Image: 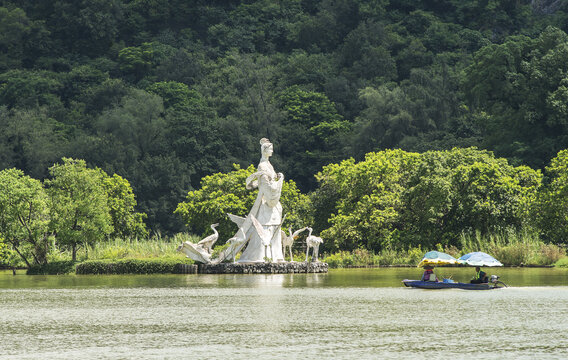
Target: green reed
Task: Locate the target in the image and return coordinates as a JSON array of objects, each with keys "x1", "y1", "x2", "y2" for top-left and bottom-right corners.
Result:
[
  {"x1": 458, "y1": 227, "x2": 565, "y2": 266},
  {"x1": 47, "y1": 232, "x2": 200, "y2": 262},
  {"x1": 322, "y1": 227, "x2": 567, "y2": 268},
  {"x1": 42, "y1": 228, "x2": 566, "y2": 267}
]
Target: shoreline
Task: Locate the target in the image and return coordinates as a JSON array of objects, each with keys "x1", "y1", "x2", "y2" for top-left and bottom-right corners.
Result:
[
  {"x1": 0, "y1": 263, "x2": 558, "y2": 276},
  {"x1": 338, "y1": 264, "x2": 556, "y2": 268}
]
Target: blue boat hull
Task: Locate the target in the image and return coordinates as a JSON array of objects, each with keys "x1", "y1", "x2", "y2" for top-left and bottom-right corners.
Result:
[{"x1": 402, "y1": 279, "x2": 503, "y2": 290}]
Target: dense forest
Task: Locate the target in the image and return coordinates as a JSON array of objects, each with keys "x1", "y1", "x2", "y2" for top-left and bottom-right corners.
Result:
[{"x1": 2, "y1": 0, "x2": 568, "y2": 240}]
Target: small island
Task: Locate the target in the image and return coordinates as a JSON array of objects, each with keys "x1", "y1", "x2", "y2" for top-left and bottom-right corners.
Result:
[{"x1": 177, "y1": 138, "x2": 328, "y2": 273}]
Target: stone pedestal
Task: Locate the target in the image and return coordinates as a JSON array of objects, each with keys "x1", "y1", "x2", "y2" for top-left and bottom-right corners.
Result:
[
  {"x1": 175, "y1": 264, "x2": 198, "y2": 274},
  {"x1": 198, "y1": 262, "x2": 328, "y2": 274}
]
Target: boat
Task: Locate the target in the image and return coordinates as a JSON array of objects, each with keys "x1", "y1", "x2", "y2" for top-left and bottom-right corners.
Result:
[
  {"x1": 402, "y1": 277, "x2": 507, "y2": 290},
  {"x1": 405, "y1": 250, "x2": 508, "y2": 290}
]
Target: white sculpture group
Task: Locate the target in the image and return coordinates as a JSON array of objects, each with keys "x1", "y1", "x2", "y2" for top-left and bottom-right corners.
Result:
[{"x1": 177, "y1": 138, "x2": 324, "y2": 264}]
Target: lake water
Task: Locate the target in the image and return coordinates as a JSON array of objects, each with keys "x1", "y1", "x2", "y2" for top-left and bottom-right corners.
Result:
[{"x1": 1, "y1": 267, "x2": 567, "y2": 359}]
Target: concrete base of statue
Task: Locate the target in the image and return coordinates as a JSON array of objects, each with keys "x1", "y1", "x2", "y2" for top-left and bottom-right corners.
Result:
[{"x1": 198, "y1": 261, "x2": 328, "y2": 274}]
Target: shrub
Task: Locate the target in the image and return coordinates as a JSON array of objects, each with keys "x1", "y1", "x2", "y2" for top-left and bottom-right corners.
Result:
[
  {"x1": 458, "y1": 227, "x2": 565, "y2": 265},
  {"x1": 538, "y1": 244, "x2": 566, "y2": 265},
  {"x1": 27, "y1": 260, "x2": 77, "y2": 275},
  {"x1": 323, "y1": 251, "x2": 353, "y2": 268},
  {"x1": 323, "y1": 247, "x2": 425, "y2": 267},
  {"x1": 374, "y1": 249, "x2": 399, "y2": 266},
  {"x1": 554, "y1": 257, "x2": 568, "y2": 268},
  {"x1": 76, "y1": 257, "x2": 194, "y2": 274},
  {"x1": 492, "y1": 245, "x2": 529, "y2": 266},
  {"x1": 352, "y1": 248, "x2": 373, "y2": 265}
]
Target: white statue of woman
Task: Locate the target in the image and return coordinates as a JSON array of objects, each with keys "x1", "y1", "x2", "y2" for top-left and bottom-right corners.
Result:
[{"x1": 236, "y1": 138, "x2": 285, "y2": 263}]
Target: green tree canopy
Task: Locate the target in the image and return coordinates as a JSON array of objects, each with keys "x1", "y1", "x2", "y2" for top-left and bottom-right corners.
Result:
[
  {"x1": 0, "y1": 7, "x2": 31, "y2": 70},
  {"x1": 0, "y1": 106, "x2": 67, "y2": 178},
  {"x1": 45, "y1": 158, "x2": 113, "y2": 261},
  {"x1": 534, "y1": 149, "x2": 568, "y2": 244},
  {"x1": 401, "y1": 148, "x2": 542, "y2": 248},
  {"x1": 146, "y1": 81, "x2": 195, "y2": 110},
  {"x1": 313, "y1": 148, "x2": 542, "y2": 252},
  {"x1": 314, "y1": 149, "x2": 418, "y2": 252},
  {"x1": 278, "y1": 85, "x2": 350, "y2": 191},
  {"x1": 463, "y1": 27, "x2": 568, "y2": 167},
  {"x1": 0, "y1": 69, "x2": 62, "y2": 109},
  {"x1": 0, "y1": 168, "x2": 50, "y2": 266},
  {"x1": 2, "y1": 0, "x2": 568, "y2": 238},
  {"x1": 101, "y1": 171, "x2": 148, "y2": 239}
]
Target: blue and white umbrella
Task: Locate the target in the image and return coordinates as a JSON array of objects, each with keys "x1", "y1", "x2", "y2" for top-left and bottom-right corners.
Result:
[
  {"x1": 417, "y1": 251, "x2": 458, "y2": 267},
  {"x1": 458, "y1": 252, "x2": 503, "y2": 267}
]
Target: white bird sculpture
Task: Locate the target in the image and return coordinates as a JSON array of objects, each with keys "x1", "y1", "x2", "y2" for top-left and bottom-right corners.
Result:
[
  {"x1": 305, "y1": 227, "x2": 323, "y2": 262},
  {"x1": 197, "y1": 223, "x2": 219, "y2": 254},
  {"x1": 281, "y1": 226, "x2": 307, "y2": 262},
  {"x1": 177, "y1": 241, "x2": 211, "y2": 263},
  {"x1": 226, "y1": 234, "x2": 247, "y2": 263}
]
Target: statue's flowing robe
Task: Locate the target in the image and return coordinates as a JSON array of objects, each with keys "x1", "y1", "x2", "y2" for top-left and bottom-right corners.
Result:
[{"x1": 237, "y1": 161, "x2": 284, "y2": 263}]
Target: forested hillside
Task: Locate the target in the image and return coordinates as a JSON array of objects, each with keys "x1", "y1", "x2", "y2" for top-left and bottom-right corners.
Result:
[{"x1": 2, "y1": 0, "x2": 568, "y2": 234}]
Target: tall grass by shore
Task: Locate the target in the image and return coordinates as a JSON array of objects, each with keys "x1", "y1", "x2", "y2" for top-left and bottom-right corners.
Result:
[
  {"x1": 458, "y1": 228, "x2": 565, "y2": 266},
  {"x1": 19, "y1": 228, "x2": 568, "y2": 270},
  {"x1": 47, "y1": 232, "x2": 200, "y2": 262},
  {"x1": 322, "y1": 228, "x2": 566, "y2": 268}
]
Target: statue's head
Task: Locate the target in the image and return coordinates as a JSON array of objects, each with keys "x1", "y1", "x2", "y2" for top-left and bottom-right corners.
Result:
[{"x1": 260, "y1": 138, "x2": 273, "y2": 157}]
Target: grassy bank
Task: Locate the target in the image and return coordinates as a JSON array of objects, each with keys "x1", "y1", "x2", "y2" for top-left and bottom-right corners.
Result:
[
  {"x1": 26, "y1": 234, "x2": 198, "y2": 275},
  {"x1": 77, "y1": 233, "x2": 198, "y2": 261},
  {"x1": 10, "y1": 230, "x2": 568, "y2": 274},
  {"x1": 322, "y1": 229, "x2": 567, "y2": 268}
]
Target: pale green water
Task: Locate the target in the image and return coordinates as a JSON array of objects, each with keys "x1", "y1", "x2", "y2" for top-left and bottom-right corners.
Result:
[{"x1": 1, "y1": 268, "x2": 567, "y2": 359}]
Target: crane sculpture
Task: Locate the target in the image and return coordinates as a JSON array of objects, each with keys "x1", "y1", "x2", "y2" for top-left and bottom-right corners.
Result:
[
  {"x1": 305, "y1": 227, "x2": 323, "y2": 262},
  {"x1": 281, "y1": 226, "x2": 307, "y2": 262},
  {"x1": 197, "y1": 223, "x2": 219, "y2": 254},
  {"x1": 225, "y1": 234, "x2": 247, "y2": 263}
]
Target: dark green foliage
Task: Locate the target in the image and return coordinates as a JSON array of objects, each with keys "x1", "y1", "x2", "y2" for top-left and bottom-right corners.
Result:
[
  {"x1": 102, "y1": 172, "x2": 148, "y2": 239},
  {"x1": 463, "y1": 27, "x2": 568, "y2": 167},
  {"x1": 2, "y1": 0, "x2": 568, "y2": 236},
  {"x1": 0, "y1": 107, "x2": 68, "y2": 179},
  {"x1": 75, "y1": 258, "x2": 193, "y2": 275},
  {"x1": 0, "y1": 7, "x2": 32, "y2": 70},
  {"x1": 0, "y1": 70, "x2": 62, "y2": 109},
  {"x1": 27, "y1": 260, "x2": 76, "y2": 275},
  {"x1": 277, "y1": 85, "x2": 350, "y2": 190}
]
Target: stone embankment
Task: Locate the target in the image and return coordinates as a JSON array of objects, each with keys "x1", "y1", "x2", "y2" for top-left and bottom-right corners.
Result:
[{"x1": 198, "y1": 261, "x2": 328, "y2": 274}]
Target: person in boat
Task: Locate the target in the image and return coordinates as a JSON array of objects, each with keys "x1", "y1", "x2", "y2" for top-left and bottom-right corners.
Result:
[
  {"x1": 421, "y1": 265, "x2": 438, "y2": 282},
  {"x1": 470, "y1": 266, "x2": 488, "y2": 284}
]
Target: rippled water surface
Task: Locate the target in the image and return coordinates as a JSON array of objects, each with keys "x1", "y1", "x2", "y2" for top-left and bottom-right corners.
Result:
[{"x1": 1, "y1": 268, "x2": 567, "y2": 359}]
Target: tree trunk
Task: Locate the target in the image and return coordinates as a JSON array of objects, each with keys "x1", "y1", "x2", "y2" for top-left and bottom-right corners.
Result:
[
  {"x1": 33, "y1": 234, "x2": 49, "y2": 265},
  {"x1": 12, "y1": 245, "x2": 31, "y2": 268},
  {"x1": 72, "y1": 244, "x2": 77, "y2": 262}
]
